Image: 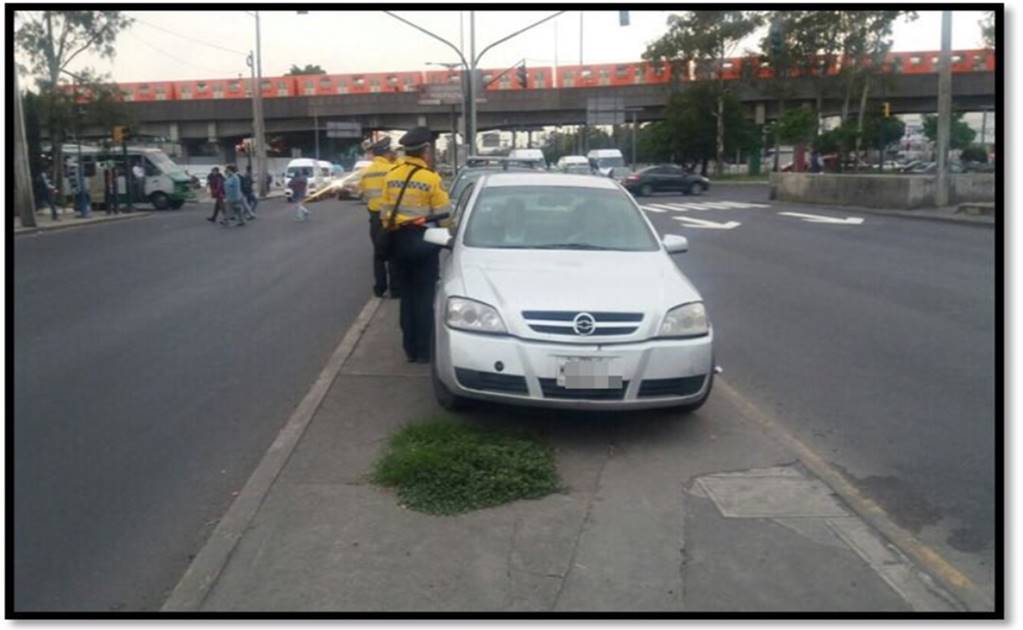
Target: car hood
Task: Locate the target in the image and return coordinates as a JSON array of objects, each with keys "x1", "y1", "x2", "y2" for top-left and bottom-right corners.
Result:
[{"x1": 453, "y1": 248, "x2": 702, "y2": 342}]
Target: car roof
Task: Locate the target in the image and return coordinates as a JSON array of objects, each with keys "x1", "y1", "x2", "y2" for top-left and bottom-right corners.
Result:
[{"x1": 481, "y1": 172, "x2": 619, "y2": 189}]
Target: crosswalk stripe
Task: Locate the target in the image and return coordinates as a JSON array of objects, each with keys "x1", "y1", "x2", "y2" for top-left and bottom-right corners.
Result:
[
  {"x1": 696, "y1": 202, "x2": 733, "y2": 209},
  {"x1": 650, "y1": 203, "x2": 691, "y2": 212},
  {"x1": 641, "y1": 205, "x2": 667, "y2": 213}
]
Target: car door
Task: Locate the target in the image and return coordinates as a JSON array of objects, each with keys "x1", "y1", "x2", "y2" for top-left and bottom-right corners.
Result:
[
  {"x1": 650, "y1": 166, "x2": 673, "y2": 192},
  {"x1": 661, "y1": 165, "x2": 685, "y2": 192}
]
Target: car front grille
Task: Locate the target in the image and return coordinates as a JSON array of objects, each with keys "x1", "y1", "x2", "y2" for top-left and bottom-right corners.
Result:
[
  {"x1": 538, "y1": 378, "x2": 629, "y2": 400},
  {"x1": 522, "y1": 310, "x2": 643, "y2": 337},
  {"x1": 455, "y1": 368, "x2": 528, "y2": 394},
  {"x1": 637, "y1": 375, "x2": 706, "y2": 398}
]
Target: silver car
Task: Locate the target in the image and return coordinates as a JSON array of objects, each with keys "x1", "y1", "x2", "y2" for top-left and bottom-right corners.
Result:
[{"x1": 424, "y1": 172, "x2": 715, "y2": 412}]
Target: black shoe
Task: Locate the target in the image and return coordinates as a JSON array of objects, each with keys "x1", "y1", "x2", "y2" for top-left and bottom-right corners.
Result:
[
  {"x1": 413, "y1": 357, "x2": 431, "y2": 364},
  {"x1": 389, "y1": 292, "x2": 402, "y2": 300},
  {"x1": 405, "y1": 354, "x2": 418, "y2": 363},
  {"x1": 373, "y1": 288, "x2": 386, "y2": 298},
  {"x1": 207, "y1": 217, "x2": 215, "y2": 222}
]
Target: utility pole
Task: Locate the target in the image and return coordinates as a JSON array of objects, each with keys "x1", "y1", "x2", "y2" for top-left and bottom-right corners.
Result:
[
  {"x1": 579, "y1": 11, "x2": 584, "y2": 65},
  {"x1": 14, "y1": 68, "x2": 37, "y2": 228},
  {"x1": 468, "y1": 11, "x2": 477, "y2": 156},
  {"x1": 935, "y1": 10, "x2": 952, "y2": 206},
  {"x1": 251, "y1": 11, "x2": 269, "y2": 198},
  {"x1": 314, "y1": 113, "x2": 320, "y2": 160}
]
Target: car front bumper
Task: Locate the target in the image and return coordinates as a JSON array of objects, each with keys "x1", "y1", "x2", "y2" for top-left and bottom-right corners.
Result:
[{"x1": 436, "y1": 325, "x2": 714, "y2": 410}]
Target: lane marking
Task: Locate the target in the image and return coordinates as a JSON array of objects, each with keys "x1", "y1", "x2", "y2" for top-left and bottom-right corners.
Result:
[
  {"x1": 648, "y1": 203, "x2": 691, "y2": 212},
  {"x1": 671, "y1": 215, "x2": 741, "y2": 230},
  {"x1": 641, "y1": 205, "x2": 668, "y2": 213},
  {"x1": 717, "y1": 200, "x2": 772, "y2": 208},
  {"x1": 162, "y1": 297, "x2": 383, "y2": 612},
  {"x1": 779, "y1": 211, "x2": 864, "y2": 225},
  {"x1": 714, "y1": 377, "x2": 994, "y2": 612}
]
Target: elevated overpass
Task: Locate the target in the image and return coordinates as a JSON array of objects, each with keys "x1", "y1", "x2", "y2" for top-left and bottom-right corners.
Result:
[{"x1": 90, "y1": 72, "x2": 995, "y2": 160}]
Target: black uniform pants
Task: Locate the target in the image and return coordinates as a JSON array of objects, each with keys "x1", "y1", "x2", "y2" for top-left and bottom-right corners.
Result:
[
  {"x1": 368, "y1": 211, "x2": 398, "y2": 296},
  {"x1": 391, "y1": 226, "x2": 440, "y2": 360}
]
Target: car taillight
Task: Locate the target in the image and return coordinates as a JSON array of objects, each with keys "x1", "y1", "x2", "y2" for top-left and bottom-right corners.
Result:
[{"x1": 626, "y1": 175, "x2": 640, "y2": 181}]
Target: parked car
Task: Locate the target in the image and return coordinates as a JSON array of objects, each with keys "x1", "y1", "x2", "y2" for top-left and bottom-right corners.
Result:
[
  {"x1": 507, "y1": 148, "x2": 548, "y2": 170},
  {"x1": 621, "y1": 164, "x2": 710, "y2": 196},
  {"x1": 425, "y1": 172, "x2": 715, "y2": 411}
]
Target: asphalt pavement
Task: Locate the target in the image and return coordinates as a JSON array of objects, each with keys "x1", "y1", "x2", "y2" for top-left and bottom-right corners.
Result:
[
  {"x1": 13, "y1": 197, "x2": 375, "y2": 611},
  {"x1": 12, "y1": 182, "x2": 996, "y2": 611},
  {"x1": 637, "y1": 184, "x2": 996, "y2": 596}
]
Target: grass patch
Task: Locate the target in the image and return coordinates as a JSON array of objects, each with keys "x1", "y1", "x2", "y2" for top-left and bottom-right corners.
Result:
[{"x1": 371, "y1": 416, "x2": 560, "y2": 515}]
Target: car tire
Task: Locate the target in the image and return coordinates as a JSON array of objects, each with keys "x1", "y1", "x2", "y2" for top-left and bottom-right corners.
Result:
[
  {"x1": 640, "y1": 183, "x2": 653, "y2": 197},
  {"x1": 688, "y1": 181, "x2": 705, "y2": 196},
  {"x1": 676, "y1": 372, "x2": 714, "y2": 414},
  {"x1": 170, "y1": 199, "x2": 185, "y2": 210},
  {"x1": 150, "y1": 192, "x2": 170, "y2": 210},
  {"x1": 431, "y1": 335, "x2": 471, "y2": 412}
]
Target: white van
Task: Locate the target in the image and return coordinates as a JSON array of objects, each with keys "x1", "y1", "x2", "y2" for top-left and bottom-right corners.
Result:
[
  {"x1": 63, "y1": 144, "x2": 192, "y2": 209},
  {"x1": 587, "y1": 148, "x2": 625, "y2": 176},
  {"x1": 285, "y1": 158, "x2": 335, "y2": 200},
  {"x1": 507, "y1": 148, "x2": 547, "y2": 170}
]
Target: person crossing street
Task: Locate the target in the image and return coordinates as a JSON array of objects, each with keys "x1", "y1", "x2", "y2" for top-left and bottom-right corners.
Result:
[
  {"x1": 379, "y1": 127, "x2": 450, "y2": 363},
  {"x1": 359, "y1": 137, "x2": 400, "y2": 298}
]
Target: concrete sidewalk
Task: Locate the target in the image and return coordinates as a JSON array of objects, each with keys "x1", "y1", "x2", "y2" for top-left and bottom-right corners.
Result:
[
  {"x1": 165, "y1": 299, "x2": 970, "y2": 613},
  {"x1": 14, "y1": 208, "x2": 152, "y2": 235}
]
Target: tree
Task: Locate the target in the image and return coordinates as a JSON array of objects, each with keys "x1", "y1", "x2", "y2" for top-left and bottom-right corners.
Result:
[
  {"x1": 644, "y1": 11, "x2": 762, "y2": 177},
  {"x1": 960, "y1": 145, "x2": 988, "y2": 163},
  {"x1": 15, "y1": 10, "x2": 133, "y2": 200},
  {"x1": 776, "y1": 106, "x2": 817, "y2": 146},
  {"x1": 923, "y1": 112, "x2": 976, "y2": 150},
  {"x1": 656, "y1": 83, "x2": 759, "y2": 175},
  {"x1": 286, "y1": 64, "x2": 327, "y2": 75},
  {"x1": 860, "y1": 112, "x2": 905, "y2": 167},
  {"x1": 783, "y1": 11, "x2": 847, "y2": 138},
  {"x1": 980, "y1": 11, "x2": 995, "y2": 49}
]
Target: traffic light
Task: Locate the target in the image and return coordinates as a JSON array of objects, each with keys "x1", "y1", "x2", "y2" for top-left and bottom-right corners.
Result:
[
  {"x1": 112, "y1": 125, "x2": 128, "y2": 145},
  {"x1": 883, "y1": 102, "x2": 891, "y2": 118},
  {"x1": 517, "y1": 64, "x2": 528, "y2": 89}
]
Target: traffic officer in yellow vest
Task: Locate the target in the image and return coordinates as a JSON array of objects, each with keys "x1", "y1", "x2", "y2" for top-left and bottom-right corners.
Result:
[
  {"x1": 359, "y1": 137, "x2": 399, "y2": 298},
  {"x1": 380, "y1": 127, "x2": 450, "y2": 363}
]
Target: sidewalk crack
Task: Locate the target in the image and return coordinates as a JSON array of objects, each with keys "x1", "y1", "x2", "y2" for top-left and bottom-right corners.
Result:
[{"x1": 549, "y1": 438, "x2": 615, "y2": 611}]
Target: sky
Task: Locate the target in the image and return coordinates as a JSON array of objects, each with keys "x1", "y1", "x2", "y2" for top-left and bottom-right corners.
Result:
[{"x1": 13, "y1": 9, "x2": 992, "y2": 86}]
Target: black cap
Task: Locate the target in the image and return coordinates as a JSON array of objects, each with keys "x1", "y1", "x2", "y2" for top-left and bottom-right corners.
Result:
[
  {"x1": 370, "y1": 137, "x2": 393, "y2": 155},
  {"x1": 399, "y1": 126, "x2": 432, "y2": 151}
]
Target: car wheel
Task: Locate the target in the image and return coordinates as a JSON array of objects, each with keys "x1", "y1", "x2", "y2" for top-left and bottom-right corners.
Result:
[
  {"x1": 677, "y1": 372, "x2": 714, "y2": 414},
  {"x1": 150, "y1": 192, "x2": 170, "y2": 210},
  {"x1": 431, "y1": 335, "x2": 471, "y2": 411},
  {"x1": 688, "y1": 181, "x2": 704, "y2": 196},
  {"x1": 169, "y1": 199, "x2": 185, "y2": 210},
  {"x1": 640, "y1": 183, "x2": 653, "y2": 197}
]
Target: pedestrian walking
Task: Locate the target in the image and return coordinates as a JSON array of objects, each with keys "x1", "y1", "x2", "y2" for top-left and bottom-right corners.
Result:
[
  {"x1": 241, "y1": 166, "x2": 258, "y2": 219},
  {"x1": 223, "y1": 164, "x2": 247, "y2": 227},
  {"x1": 360, "y1": 137, "x2": 400, "y2": 298},
  {"x1": 206, "y1": 167, "x2": 226, "y2": 223},
  {"x1": 37, "y1": 170, "x2": 59, "y2": 221},
  {"x1": 131, "y1": 161, "x2": 146, "y2": 205},
  {"x1": 380, "y1": 127, "x2": 450, "y2": 363},
  {"x1": 290, "y1": 169, "x2": 310, "y2": 221}
]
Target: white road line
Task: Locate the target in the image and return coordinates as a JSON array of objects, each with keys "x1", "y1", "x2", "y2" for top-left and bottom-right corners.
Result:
[
  {"x1": 649, "y1": 203, "x2": 691, "y2": 212},
  {"x1": 719, "y1": 201, "x2": 772, "y2": 208},
  {"x1": 641, "y1": 205, "x2": 667, "y2": 213},
  {"x1": 671, "y1": 215, "x2": 741, "y2": 229},
  {"x1": 779, "y1": 211, "x2": 864, "y2": 225}
]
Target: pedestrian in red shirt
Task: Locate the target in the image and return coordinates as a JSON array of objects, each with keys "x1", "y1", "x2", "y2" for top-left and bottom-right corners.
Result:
[{"x1": 206, "y1": 167, "x2": 227, "y2": 223}]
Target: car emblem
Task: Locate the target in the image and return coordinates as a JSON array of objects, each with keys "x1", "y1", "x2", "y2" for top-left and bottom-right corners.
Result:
[{"x1": 573, "y1": 312, "x2": 596, "y2": 336}]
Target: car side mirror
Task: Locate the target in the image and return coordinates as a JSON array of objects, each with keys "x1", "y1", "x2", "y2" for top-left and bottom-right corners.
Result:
[
  {"x1": 424, "y1": 227, "x2": 453, "y2": 249},
  {"x1": 662, "y1": 234, "x2": 688, "y2": 254}
]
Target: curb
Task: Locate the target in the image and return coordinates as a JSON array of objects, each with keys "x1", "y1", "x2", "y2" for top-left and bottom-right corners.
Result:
[
  {"x1": 14, "y1": 211, "x2": 153, "y2": 236},
  {"x1": 769, "y1": 201, "x2": 995, "y2": 228},
  {"x1": 161, "y1": 297, "x2": 382, "y2": 612},
  {"x1": 717, "y1": 378, "x2": 995, "y2": 613}
]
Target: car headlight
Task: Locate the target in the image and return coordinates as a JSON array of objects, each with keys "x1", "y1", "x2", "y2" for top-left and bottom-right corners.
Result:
[
  {"x1": 446, "y1": 297, "x2": 507, "y2": 334},
  {"x1": 658, "y1": 302, "x2": 709, "y2": 338}
]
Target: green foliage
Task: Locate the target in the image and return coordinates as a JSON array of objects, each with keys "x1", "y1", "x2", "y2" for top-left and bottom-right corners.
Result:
[
  {"x1": 860, "y1": 112, "x2": 905, "y2": 149},
  {"x1": 922, "y1": 113, "x2": 976, "y2": 150},
  {"x1": 644, "y1": 11, "x2": 763, "y2": 76},
  {"x1": 980, "y1": 11, "x2": 995, "y2": 49},
  {"x1": 372, "y1": 417, "x2": 560, "y2": 515},
  {"x1": 813, "y1": 125, "x2": 857, "y2": 154},
  {"x1": 653, "y1": 84, "x2": 759, "y2": 170},
  {"x1": 776, "y1": 107, "x2": 817, "y2": 145},
  {"x1": 286, "y1": 64, "x2": 327, "y2": 75},
  {"x1": 960, "y1": 145, "x2": 988, "y2": 163}
]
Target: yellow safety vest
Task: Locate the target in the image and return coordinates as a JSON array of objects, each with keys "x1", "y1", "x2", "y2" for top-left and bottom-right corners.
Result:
[
  {"x1": 359, "y1": 156, "x2": 394, "y2": 212},
  {"x1": 380, "y1": 156, "x2": 451, "y2": 229}
]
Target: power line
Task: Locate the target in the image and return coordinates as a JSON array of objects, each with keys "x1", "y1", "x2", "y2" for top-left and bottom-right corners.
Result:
[
  {"x1": 133, "y1": 15, "x2": 248, "y2": 56},
  {"x1": 126, "y1": 31, "x2": 240, "y2": 78}
]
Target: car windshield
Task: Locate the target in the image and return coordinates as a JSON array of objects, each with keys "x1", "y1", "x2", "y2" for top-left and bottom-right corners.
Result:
[
  {"x1": 463, "y1": 185, "x2": 659, "y2": 251},
  {"x1": 287, "y1": 167, "x2": 313, "y2": 178},
  {"x1": 147, "y1": 151, "x2": 179, "y2": 173},
  {"x1": 595, "y1": 156, "x2": 625, "y2": 168}
]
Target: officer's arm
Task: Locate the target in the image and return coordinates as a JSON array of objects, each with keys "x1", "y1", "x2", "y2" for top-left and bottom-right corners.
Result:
[{"x1": 430, "y1": 181, "x2": 452, "y2": 212}]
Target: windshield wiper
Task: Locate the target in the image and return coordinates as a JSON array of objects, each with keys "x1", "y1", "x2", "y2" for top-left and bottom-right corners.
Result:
[{"x1": 532, "y1": 243, "x2": 614, "y2": 250}]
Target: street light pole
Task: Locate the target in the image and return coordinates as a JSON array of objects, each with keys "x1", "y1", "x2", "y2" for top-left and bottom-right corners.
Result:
[
  {"x1": 469, "y1": 11, "x2": 477, "y2": 155},
  {"x1": 247, "y1": 11, "x2": 268, "y2": 197},
  {"x1": 935, "y1": 10, "x2": 952, "y2": 206},
  {"x1": 14, "y1": 67, "x2": 37, "y2": 228}
]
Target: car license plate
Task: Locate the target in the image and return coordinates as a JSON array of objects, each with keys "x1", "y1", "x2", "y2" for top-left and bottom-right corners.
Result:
[{"x1": 556, "y1": 357, "x2": 622, "y2": 389}]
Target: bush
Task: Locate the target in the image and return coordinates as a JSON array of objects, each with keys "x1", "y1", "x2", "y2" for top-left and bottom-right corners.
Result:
[
  {"x1": 372, "y1": 416, "x2": 560, "y2": 515},
  {"x1": 960, "y1": 145, "x2": 988, "y2": 163}
]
